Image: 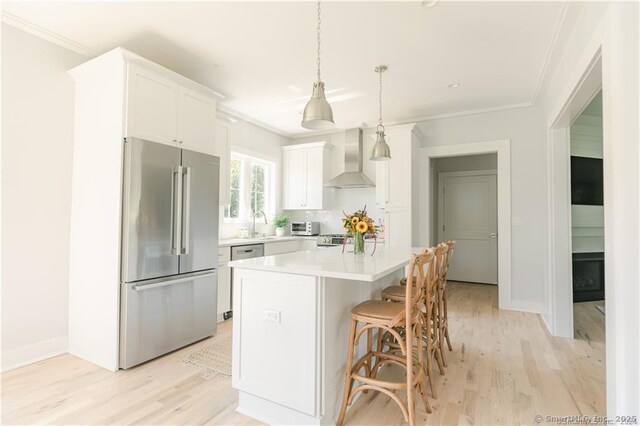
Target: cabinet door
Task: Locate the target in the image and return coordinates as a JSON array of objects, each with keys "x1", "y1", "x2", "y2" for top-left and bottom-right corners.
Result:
[
  {"x1": 375, "y1": 161, "x2": 389, "y2": 208},
  {"x1": 177, "y1": 86, "x2": 216, "y2": 154},
  {"x1": 217, "y1": 264, "x2": 231, "y2": 319},
  {"x1": 384, "y1": 208, "x2": 412, "y2": 248},
  {"x1": 283, "y1": 149, "x2": 307, "y2": 209},
  {"x1": 304, "y1": 147, "x2": 324, "y2": 209},
  {"x1": 386, "y1": 131, "x2": 412, "y2": 207},
  {"x1": 214, "y1": 121, "x2": 231, "y2": 206},
  {"x1": 126, "y1": 64, "x2": 178, "y2": 145},
  {"x1": 264, "y1": 240, "x2": 302, "y2": 256}
]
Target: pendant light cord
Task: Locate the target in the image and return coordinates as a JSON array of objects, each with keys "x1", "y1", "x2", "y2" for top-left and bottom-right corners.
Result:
[
  {"x1": 316, "y1": 0, "x2": 322, "y2": 82},
  {"x1": 378, "y1": 68, "x2": 384, "y2": 132}
]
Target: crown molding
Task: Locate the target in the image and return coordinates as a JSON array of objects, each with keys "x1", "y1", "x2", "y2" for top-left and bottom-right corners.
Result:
[
  {"x1": 379, "y1": 102, "x2": 535, "y2": 126},
  {"x1": 216, "y1": 105, "x2": 293, "y2": 139},
  {"x1": 531, "y1": 1, "x2": 570, "y2": 105},
  {"x1": 289, "y1": 102, "x2": 536, "y2": 139},
  {"x1": 1, "y1": 11, "x2": 96, "y2": 57}
]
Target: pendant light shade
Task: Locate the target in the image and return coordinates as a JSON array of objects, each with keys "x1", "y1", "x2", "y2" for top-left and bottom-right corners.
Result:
[
  {"x1": 302, "y1": 1, "x2": 335, "y2": 130},
  {"x1": 370, "y1": 65, "x2": 391, "y2": 161},
  {"x1": 371, "y1": 130, "x2": 392, "y2": 161},
  {"x1": 301, "y1": 81, "x2": 334, "y2": 130}
]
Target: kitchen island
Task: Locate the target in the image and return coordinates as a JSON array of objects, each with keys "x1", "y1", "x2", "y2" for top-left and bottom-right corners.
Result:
[{"x1": 228, "y1": 245, "x2": 421, "y2": 425}]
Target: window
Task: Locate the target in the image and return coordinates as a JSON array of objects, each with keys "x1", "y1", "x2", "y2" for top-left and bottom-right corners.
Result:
[{"x1": 224, "y1": 151, "x2": 276, "y2": 222}]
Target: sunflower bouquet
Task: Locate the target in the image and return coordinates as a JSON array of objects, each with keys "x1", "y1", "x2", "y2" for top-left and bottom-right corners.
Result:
[{"x1": 342, "y1": 205, "x2": 378, "y2": 255}]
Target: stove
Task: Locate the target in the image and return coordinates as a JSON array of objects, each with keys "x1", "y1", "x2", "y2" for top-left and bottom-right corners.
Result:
[
  {"x1": 316, "y1": 233, "x2": 376, "y2": 247},
  {"x1": 316, "y1": 234, "x2": 347, "y2": 247}
]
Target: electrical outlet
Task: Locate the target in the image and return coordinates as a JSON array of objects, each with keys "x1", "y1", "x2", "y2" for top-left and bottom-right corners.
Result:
[{"x1": 264, "y1": 310, "x2": 281, "y2": 323}]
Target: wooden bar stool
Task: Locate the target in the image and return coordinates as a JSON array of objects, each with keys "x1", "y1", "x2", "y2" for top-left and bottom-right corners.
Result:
[
  {"x1": 439, "y1": 241, "x2": 456, "y2": 361},
  {"x1": 380, "y1": 249, "x2": 444, "y2": 398},
  {"x1": 434, "y1": 243, "x2": 450, "y2": 367},
  {"x1": 337, "y1": 251, "x2": 435, "y2": 426}
]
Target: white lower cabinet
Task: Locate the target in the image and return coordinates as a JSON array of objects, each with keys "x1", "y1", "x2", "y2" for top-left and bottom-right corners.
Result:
[
  {"x1": 264, "y1": 240, "x2": 303, "y2": 256},
  {"x1": 217, "y1": 247, "x2": 231, "y2": 322},
  {"x1": 300, "y1": 239, "x2": 317, "y2": 251}
]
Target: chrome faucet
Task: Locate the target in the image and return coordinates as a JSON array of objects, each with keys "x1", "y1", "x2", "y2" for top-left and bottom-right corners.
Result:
[{"x1": 251, "y1": 210, "x2": 268, "y2": 237}]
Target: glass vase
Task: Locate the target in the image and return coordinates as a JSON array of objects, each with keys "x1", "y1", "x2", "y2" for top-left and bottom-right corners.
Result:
[{"x1": 354, "y1": 233, "x2": 365, "y2": 255}]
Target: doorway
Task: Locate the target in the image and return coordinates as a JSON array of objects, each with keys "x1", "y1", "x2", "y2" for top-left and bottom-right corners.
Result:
[
  {"x1": 420, "y1": 140, "x2": 511, "y2": 309},
  {"x1": 436, "y1": 160, "x2": 498, "y2": 284},
  {"x1": 570, "y1": 90, "x2": 605, "y2": 344}
]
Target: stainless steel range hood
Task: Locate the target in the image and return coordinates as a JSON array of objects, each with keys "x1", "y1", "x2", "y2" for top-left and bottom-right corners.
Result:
[{"x1": 324, "y1": 128, "x2": 375, "y2": 189}]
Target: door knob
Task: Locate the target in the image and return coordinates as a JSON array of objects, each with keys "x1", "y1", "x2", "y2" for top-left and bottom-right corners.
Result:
[{"x1": 489, "y1": 233, "x2": 497, "y2": 238}]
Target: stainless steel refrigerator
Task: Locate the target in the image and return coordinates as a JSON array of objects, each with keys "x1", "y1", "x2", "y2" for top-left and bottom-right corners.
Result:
[{"x1": 119, "y1": 137, "x2": 219, "y2": 369}]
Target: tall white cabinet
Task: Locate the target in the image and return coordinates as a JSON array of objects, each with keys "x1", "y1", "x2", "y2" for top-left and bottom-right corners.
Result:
[
  {"x1": 282, "y1": 142, "x2": 329, "y2": 210},
  {"x1": 68, "y1": 48, "x2": 224, "y2": 371},
  {"x1": 375, "y1": 123, "x2": 422, "y2": 248}
]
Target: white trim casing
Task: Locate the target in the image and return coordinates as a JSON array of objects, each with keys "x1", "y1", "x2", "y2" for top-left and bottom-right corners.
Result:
[{"x1": 420, "y1": 140, "x2": 512, "y2": 310}]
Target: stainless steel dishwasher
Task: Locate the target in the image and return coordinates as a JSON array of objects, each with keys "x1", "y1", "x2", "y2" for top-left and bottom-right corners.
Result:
[{"x1": 227, "y1": 243, "x2": 265, "y2": 319}]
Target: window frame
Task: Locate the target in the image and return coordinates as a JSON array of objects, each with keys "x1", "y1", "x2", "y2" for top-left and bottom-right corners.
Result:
[{"x1": 223, "y1": 150, "x2": 276, "y2": 223}]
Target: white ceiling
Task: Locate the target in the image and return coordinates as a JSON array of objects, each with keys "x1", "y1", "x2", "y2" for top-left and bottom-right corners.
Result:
[{"x1": 2, "y1": 1, "x2": 566, "y2": 137}]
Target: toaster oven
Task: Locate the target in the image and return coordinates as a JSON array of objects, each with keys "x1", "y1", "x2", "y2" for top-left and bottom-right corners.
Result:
[{"x1": 291, "y1": 221, "x2": 320, "y2": 236}]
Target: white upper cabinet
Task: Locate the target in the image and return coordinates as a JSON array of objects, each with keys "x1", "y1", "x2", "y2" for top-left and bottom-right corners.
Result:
[
  {"x1": 177, "y1": 86, "x2": 216, "y2": 154},
  {"x1": 375, "y1": 161, "x2": 389, "y2": 209},
  {"x1": 214, "y1": 121, "x2": 231, "y2": 206},
  {"x1": 282, "y1": 142, "x2": 327, "y2": 210},
  {"x1": 126, "y1": 63, "x2": 217, "y2": 155},
  {"x1": 375, "y1": 125, "x2": 414, "y2": 208},
  {"x1": 126, "y1": 64, "x2": 178, "y2": 145}
]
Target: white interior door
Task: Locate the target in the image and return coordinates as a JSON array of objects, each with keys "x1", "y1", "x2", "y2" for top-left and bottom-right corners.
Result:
[{"x1": 439, "y1": 172, "x2": 498, "y2": 284}]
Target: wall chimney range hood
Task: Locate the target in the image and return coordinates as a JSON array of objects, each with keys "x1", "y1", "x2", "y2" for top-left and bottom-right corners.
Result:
[{"x1": 324, "y1": 128, "x2": 375, "y2": 189}]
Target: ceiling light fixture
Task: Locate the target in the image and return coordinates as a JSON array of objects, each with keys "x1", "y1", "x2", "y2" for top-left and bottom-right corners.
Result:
[
  {"x1": 301, "y1": 0, "x2": 334, "y2": 130},
  {"x1": 370, "y1": 65, "x2": 391, "y2": 161},
  {"x1": 448, "y1": 82, "x2": 460, "y2": 88}
]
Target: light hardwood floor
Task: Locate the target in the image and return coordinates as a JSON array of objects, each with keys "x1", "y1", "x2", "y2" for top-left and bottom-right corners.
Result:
[
  {"x1": 574, "y1": 300, "x2": 606, "y2": 346},
  {"x1": 2, "y1": 282, "x2": 605, "y2": 425}
]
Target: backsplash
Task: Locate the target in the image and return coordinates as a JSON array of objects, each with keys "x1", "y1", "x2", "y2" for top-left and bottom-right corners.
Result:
[{"x1": 287, "y1": 187, "x2": 384, "y2": 235}]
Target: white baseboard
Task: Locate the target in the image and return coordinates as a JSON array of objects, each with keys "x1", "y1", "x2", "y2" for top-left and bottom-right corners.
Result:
[
  {"x1": 2, "y1": 336, "x2": 68, "y2": 372},
  {"x1": 540, "y1": 311, "x2": 554, "y2": 334},
  {"x1": 507, "y1": 299, "x2": 542, "y2": 314}
]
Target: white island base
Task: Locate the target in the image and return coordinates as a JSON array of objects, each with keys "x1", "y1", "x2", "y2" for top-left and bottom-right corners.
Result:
[{"x1": 229, "y1": 247, "x2": 418, "y2": 425}]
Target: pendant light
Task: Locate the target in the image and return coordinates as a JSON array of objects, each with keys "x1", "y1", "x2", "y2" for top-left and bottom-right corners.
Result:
[
  {"x1": 301, "y1": 1, "x2": 334, "y2": 130},
  {"x1": 370, "y1": 65, "x2": 391, "y2": 161}
]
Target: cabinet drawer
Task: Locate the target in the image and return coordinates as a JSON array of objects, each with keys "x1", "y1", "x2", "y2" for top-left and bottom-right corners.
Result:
[{"x1": 119, "y1": 272, "x2": 217, "y2": 369}]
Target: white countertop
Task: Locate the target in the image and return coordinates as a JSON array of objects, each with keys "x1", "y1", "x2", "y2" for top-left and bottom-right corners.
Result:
[
  {"x1": 218, "y1": 236, "x2": 316, "y2": 247},
  {"x1": 228, "y1": 245, "x2": 423, "y2": 282}
]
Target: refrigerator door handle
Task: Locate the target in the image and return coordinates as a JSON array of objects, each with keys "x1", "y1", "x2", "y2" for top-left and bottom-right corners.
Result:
[
  {"x1": 132, "y1": 270, "x2": 217, "y2": 291},
  {"x1": 171, "y1": 166, "x2": 183, "y2": 255},
  {"x1": 181, "y1": 166, "x2": 192, "y2": 255}
]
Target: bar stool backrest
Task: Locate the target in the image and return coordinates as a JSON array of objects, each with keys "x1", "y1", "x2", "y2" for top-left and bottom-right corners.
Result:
[
  {"x1": 445, "y1": 240, "x2": 456, "y2": 273},
  {"x1": 397, "y1": 249, "x2": 435, "y2": 327},
  {"x1": 435, "y1": 243, "x2": 449, "y2": 284}
]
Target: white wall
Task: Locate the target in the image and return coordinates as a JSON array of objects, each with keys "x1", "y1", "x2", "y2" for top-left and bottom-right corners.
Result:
[
  {"x1": 1, "y1": 24, "x2": 86, "y2": 370},
  {"x1": 416, "y1": 106, "x2": 546, "y2": 308},
  {"x1": 537, "y1": 1, "x2": 639, "y2": 416},
  {"x1": 284, "y1": 130, "x2": 384, "y2": 235},
  {"x1": 219, "y1": 118, "x2": 290, "y2": 239}
]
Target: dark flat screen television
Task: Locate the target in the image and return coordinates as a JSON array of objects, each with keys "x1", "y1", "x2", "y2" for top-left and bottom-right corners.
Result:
[{"x1": 571, "y1": 156, "x2": 603, "y2": 205}]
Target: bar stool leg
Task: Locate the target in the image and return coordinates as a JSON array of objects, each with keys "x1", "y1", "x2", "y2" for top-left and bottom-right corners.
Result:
[
  {"x1": 416, "y1": 320, "x2": 433, "y2": 414},
  {"x1": 406, "y1": 325, "x2": 416, "y2": 426},
  {"x1": 443, "y1": 292, "x2": 453, "y2": 351},
  {"x1": 337, "y1": 318, "x2": 358, "y2": 426},
  {"x1": 438, "y1": 287, "x2": 448, "y2": 368}
]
